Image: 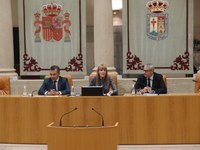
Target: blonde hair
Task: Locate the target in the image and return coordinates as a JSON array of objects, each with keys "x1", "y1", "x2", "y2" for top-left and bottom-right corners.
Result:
[{"x1": 96, "y1": 64, "x2": 108, "y2": 84}]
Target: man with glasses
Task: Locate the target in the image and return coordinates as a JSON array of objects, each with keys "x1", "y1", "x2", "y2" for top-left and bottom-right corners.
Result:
[
  {"x1": 38, "y1": 65, "x2": 70, "y2": 95},
  {"x1": 134, "y1": 63, "x2": 167, "y2": 94}
]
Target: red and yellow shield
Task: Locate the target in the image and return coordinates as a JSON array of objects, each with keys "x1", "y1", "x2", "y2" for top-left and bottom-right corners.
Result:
[{"x1": 42, "y1": 16, "x2": 63, "y2": 41}]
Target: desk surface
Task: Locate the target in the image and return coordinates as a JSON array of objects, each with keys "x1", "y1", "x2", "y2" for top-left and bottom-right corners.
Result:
[{"x1": 0, "y1": 94, "x2": 200, "y2": 144}]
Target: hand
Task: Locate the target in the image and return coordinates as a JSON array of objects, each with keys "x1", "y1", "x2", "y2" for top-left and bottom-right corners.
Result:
[
  {"x1": 141, "y1": 87, "x2": 152, "y2": 94},
  {"x1": 48, "y1": 90, "x2": 60, "y2": 96},
  {"x1": 107, "y1": 90, "x2": 113, "y2": 96}
]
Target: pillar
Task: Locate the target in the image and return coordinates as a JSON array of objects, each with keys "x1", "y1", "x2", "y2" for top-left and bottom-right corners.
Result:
[
  {"x1": 0, "y1": 0, "x2": 17, "y2": 78},
  {"x1": 93, "y1": 0, "x2": 117, "y2": 75}
]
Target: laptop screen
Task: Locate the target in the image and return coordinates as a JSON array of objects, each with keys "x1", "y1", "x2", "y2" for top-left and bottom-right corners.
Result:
[{"x1": 81, "y1": 86, "x2": 103, "y2": 96}]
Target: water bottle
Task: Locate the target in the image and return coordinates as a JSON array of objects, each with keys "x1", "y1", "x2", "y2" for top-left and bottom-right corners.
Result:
[
  {"x1": 131, "y1": 84, "x2": 135, "y2": 95},
  {"x1": 71, "y1": 86, "x2": 75, "y2": 96},
  {"x1": 23, "y1": 85, "x2": 27, "y2": 96}
]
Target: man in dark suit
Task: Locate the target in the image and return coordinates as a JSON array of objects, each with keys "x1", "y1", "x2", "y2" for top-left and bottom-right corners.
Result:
[
  {"x1": 135, "y1": 64, "x2": 167, "y2": 94},
  {"x1": 38, "y1": 65, "x2": 70, "y2": 95}
]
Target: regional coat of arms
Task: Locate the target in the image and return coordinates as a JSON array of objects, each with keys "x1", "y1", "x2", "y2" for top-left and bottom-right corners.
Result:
[
  {"x1": 146, "y1": 0, "x2": 169, "y2": 41},
  {"x1": 34, "y1": 2, "x2": 71, "y2": 42}
]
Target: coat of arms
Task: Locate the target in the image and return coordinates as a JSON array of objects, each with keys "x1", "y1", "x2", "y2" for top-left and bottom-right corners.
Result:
[
  {"x1": 34, "y1": 2, "x2": 71, "y2": 42},
  {"x1": 146, "y1": 0, "x2": 169, "y2": 41}
]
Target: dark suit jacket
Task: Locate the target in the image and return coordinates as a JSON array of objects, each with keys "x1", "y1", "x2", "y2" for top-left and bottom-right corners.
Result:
[
  {"x1": 38, "y1": 76, "x2": 70, "y2": 95},
  {"x1": 134, "y1": 72, "x2": 167, "y2": 94}
]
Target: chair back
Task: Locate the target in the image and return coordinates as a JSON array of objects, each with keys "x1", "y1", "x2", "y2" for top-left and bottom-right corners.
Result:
[
  {"x1": 0, "y1": 76, "x2": 10, "y2": 95},
  {"x1": 195, "y1": 73, "x2": 200, "y2": 93},
  {"x1": 45, "y1": 74, "x2": 73, "y2": 90},
  {"x1": 162, "y1": 74, "x2": 167, "y2": 88},
  {"x1": 89, "y1": 74, "x2": 118, "y2": 88}
]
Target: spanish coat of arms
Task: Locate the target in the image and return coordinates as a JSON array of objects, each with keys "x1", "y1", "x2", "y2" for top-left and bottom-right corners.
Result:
[{"x1": 34, "y1": 2, "x2": 71, "y2": 42}]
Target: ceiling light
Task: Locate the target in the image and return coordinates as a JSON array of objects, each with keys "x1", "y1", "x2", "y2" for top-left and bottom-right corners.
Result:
[{"x1": 112, "y1": 0, "x2": 122, "y2": 10}]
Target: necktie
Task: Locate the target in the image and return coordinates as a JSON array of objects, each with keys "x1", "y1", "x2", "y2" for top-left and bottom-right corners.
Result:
[
  {"x1": 53, "y1": 81, "x2": 57, "y2": 90},
  {"x1": 147, "y1": 78, "x2": 151, "y2": 87}
]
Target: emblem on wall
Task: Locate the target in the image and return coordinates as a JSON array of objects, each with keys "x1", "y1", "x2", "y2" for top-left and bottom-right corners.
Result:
[
  {"x1": 34, "y1": 2, "x2": 71, "y2": 42},
  {"x1": 146, "y1": 0, "x2": 169, "y2": 41}
]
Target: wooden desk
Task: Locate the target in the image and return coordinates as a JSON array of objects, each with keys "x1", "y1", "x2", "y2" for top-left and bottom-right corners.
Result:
[{"x1": 0, "y1": 95, "x2": 200, "y2": 144}]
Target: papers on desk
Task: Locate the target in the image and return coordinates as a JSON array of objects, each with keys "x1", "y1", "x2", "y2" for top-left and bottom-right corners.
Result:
[
  {"x1": 123, "y1": 93, "x2": 158, "y2": 96},
  {"x1": 143, "y1": 93, "x2": 158, "y2": 96}
]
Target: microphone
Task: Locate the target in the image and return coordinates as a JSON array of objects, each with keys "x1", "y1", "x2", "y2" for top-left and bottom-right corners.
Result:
[
  {"x1": 133, "y1": 79, "x2": 148, "y2": 87},
  {"x1": 133, "y1": 79, "x2": 154, "y2": 94},
  {"x1": 92, "y1": 108, "x2": 104, "y2": 126},
  {"x1": 31, "y1": 90, "x2": 38, "y2": 96},
  {"x1": 192, "y1": 79, "x2": 200, "y2": 83},
  {"x1": 132, "y1": 79, "x2": 137, "y2": 83},
  {"x1": 59, "y1": 107, "x2": 78, "y2": 126}
]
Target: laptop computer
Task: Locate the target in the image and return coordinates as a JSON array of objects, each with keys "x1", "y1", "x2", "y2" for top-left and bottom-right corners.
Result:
[{"x1": 81, "y1": 86, "x2": 103, "y2": 96}]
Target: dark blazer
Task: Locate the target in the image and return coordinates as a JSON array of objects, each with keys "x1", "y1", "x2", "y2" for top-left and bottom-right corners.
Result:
[
  {"x1": 38, "y1": 76, "x2": 70, "y2": 95},
  {"x1": 134, "y1": 72, "x2": 167, "y2": 94}
]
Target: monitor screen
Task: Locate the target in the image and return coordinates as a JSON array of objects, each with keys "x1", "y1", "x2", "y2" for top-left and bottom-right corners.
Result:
[{"x1": 81, "y1": 86, "x2": 103, "y2": 96}]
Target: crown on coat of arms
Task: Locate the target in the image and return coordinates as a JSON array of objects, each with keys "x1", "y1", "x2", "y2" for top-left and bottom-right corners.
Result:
[
  {"x1": 146, "y1": 0, "x2": 169, "y2": 13},
  {"x1": 42, "y1": 2, "x2": 62, "y2": 17},
  {"x1": 64, "y1": 11, "x2": 70, "y2": 17},
  {"x1": 34, "y1": 12, "x2": 41, "y2": 18}
]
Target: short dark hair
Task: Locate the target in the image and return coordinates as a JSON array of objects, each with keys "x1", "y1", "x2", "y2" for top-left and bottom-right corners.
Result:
[{"x1": 50, "y1": 65, "x2": 60, "y2": 74}]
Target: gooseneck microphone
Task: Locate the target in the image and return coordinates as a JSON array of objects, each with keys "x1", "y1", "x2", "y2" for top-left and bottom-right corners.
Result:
[
  {"x1": 133, "y1": 79, "x2": 148, "y2": 86},
  {"x1": 59, "y1": 107, "x2": 78, "y2": 126},
  {"x1": 92, "y1": 108, "x2": 104, "y2": 126},
  {"x1": 132, "y1": 79, "x2": 137, "y2": 83},
  {"x1": 192, "y1": 79, "x2": 200, "y2": 83},
  {"x1": 31, "y1": 90, "x2": 38, "y2": 96},
  {"x1": 132, "y1": 79, "x2": 146, "y2": 94}
]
